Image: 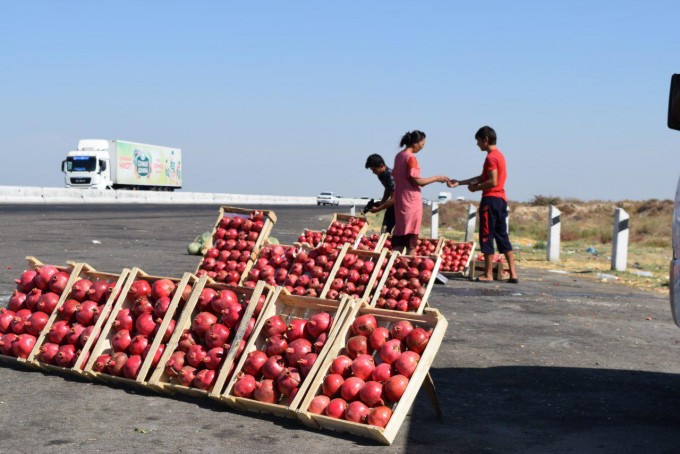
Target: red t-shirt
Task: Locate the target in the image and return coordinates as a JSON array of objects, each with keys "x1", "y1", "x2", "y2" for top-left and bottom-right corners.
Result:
[{"x1": 482, "y1": 148, "x2": 507, "y2": 200}]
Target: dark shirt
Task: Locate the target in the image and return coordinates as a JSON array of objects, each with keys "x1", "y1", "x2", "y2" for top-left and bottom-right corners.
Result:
[{"x1": 378, "y1": 167, "x2": 395, "y2": 203}]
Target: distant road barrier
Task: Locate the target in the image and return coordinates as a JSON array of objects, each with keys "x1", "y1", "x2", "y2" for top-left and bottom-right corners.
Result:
[{"x1": 0, "y1": 186, "x2": 368, "y2": 206}]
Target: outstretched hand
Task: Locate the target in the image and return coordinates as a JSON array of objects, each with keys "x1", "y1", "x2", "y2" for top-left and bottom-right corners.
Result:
[{"x1": 446, "y1": 179, "x2": 459, "y2": 188}]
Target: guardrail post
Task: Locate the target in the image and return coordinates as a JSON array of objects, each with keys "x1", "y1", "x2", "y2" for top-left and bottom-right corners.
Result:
[
  {"x1": 350, "y1": 204, "x2": 356, "y2": 216},
  {"x1": 546, "y1": 205, "x2": 561, "y2": 262},
  {"x1": 465, "y1": 204, "x2": 477, "y2": 242},
  {"x1": 431, "y1": 202, "x2": 439, "y2": 239},
  {"x1": 611, "y1": 208, "x2": 629, "y2": 271}
]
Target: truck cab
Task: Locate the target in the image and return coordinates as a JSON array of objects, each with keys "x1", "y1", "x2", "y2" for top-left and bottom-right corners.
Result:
[
  {"x1": 668, "y1": 74, "x2": 680, "y2": 326},
  {"x1": 62, "y1": 140, "x2": 112, "y2": 190}
]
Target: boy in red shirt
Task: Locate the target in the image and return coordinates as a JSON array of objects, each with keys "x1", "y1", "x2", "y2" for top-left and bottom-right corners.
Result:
[{"x1": 449, "y1": 126, "x2": 519, "y2": 283}]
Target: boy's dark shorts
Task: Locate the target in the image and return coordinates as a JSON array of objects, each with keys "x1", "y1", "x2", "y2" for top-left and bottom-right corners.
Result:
[
  {"x1": 479, "y1": 196, "x2": 512, "y2": 255},
  {"x1": 391, "y1": 233, "x2": 418, "y2": 253}
]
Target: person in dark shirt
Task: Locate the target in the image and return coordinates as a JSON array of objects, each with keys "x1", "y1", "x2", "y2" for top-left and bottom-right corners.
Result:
[{"x1": 365, "y1": 154, "x2": 396, "y2": 233}]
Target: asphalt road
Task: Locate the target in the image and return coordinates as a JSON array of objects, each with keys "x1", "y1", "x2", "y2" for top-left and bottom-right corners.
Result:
[{"x1": 0, "y1": 204, "x2": 679, "y2": 453}]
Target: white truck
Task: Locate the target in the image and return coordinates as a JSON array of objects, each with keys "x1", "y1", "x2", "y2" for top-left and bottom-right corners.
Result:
[
  {"x1": 61, "y1": 139, "x2": 182, "y2": 191},
  {"x1": 668, "y1": 75, "x2": 680, "y2": 325},
  {"x1": 438, "y1": 192, "x2": 453, "y2": 204}
]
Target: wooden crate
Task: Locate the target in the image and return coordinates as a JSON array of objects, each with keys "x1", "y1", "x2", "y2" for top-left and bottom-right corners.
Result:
[
  {"x1": 238, "y1": 244, "x2": 300, "y2": 287},
  {"x1": 439, "y1": 240, "x2": 476, "y2": 277},
  {"x1": 0, "y1": 257, "x2": 83, "y2": 368},
  {"x1": 355, "y1": 233, "x2": 388, "y2": 253},
  {"x1": 297, "y1": 306, "x2": 448, "y2": 445},
  {"x1": 148, "y1": 278, "x2": 273, "y2": 399},
  {"x1": 380, "y1": 235, "x2": 442, "y2": 256},
  {"x1": 28, "y1": 264, "x2": 131, "y2": 376},
  {"x1": 196, "y1": 206, "x2": 277, "y2": 277},
  {"x1": 468, "y1": 258, "x2": 508, "y2": 281},
  {"x1": 368, "y1": 253, "x2": 442, "y2": 314},
  {"x1": 84, "y1": 269, "x2": 195, "y2": 389},
  {"x1": 323, "y1": 214, "x2": 369, "y2": 249},
  {"x1": 319, "y1": 249, "x2": 388, "y2": 303},
  {"x1": 294, "y1": 229, "x2": 326, "y2": 248},
  {"x1": 219, "y1": 289, "x2": 354, "y2": 418}
]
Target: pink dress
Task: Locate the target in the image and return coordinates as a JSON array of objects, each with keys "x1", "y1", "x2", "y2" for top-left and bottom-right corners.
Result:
[{"x1": 392, "y1": 150, "x2": 422, "y2": 236}]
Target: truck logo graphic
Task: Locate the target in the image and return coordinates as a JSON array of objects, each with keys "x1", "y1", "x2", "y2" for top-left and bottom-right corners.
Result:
[{"x1": 134, "y1": 149, "x2": 152, "y2": 178}]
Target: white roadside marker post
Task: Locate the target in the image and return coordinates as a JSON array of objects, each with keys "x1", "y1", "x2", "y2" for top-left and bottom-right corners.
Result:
[
  {"x1": 611, "y1": 208, "x2": 629, "y2": 271},
  {"x1": 465, "y1": 204, "x2": 477, "y2": 243},
  {"x1": 547, "y1": 205, "x2": 561, "y2": 262},
  {"x1": 431, "y1": 202, "x2": 439, "y2": 239}
]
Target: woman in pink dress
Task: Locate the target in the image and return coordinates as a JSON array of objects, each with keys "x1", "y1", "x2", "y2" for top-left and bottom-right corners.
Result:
[{"x1": 392, "y1": 130, "x2": 452, "y2": 255}]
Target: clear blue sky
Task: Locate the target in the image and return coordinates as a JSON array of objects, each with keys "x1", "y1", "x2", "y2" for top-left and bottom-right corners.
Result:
[{"x1": 1, "y1": 0, "x2": 678, "y2": 201}]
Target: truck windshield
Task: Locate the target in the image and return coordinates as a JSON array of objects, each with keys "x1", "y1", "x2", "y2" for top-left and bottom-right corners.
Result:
[{"x1": 66, "y1": 156, "x2": 97, "y2": 172}]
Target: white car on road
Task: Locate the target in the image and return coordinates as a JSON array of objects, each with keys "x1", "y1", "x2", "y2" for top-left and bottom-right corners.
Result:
[{"x1": 317, "y1": 191, "x2": 340, "y2": 206}]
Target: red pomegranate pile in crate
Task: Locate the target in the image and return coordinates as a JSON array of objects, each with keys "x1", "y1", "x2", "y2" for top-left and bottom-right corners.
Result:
[
  {"x1": 374, "y1": 256, "x2": 436, "y2": 312},
  {"x1": 241, "y1": 245, "x2": 297, "y2": 288},
  {"x1": 323, "y1": 217, "x2": 366, "y2": 249}
]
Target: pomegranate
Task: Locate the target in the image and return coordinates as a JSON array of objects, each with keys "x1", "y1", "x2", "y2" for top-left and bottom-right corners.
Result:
[
  {"x1": 93, "y1": 354, "x2": 111, "y2": 372},
  {"x1": 48, "y1": 320, "x2": 71, "y2": 344},
  {"x1": 132, "y1": 297, "x2": 154, "y2": 316},
  {"x1": 233, "y1": 373, "x2": 257, "y2": 398},
  {"x1": 128, "y1": 335, "x2": 149, "y2": 356},
  {"x1": 253, "y1": 379, "x2": 280, "y2": 403},
  {"x1": 186, "y1": 344, "x2": 208, "y2": 367},
  {"x1": 112, "y1": 329, "x2": 132, "y2": 352},
  {"x1": 360, "y1": 380, "x2": 384, "y2": 407},
  {"x1": 379, "y1": 339, "x2": 402, "y2": 364},
  {"x1": 147, "y1": 343, "x2": 164, "y2": 368},
  {"x1": 71, "y1": 279, "x2": 93, "y2": 301},
  {"x1": 384, "y1": 374, "x2": 409, "y2": 402},
  {"x1": 394, "y1": 351, "x2": 420, "y2": 378},
  {"x1": 276, "y1": 367, "x2": 301, "y2": 396},
  {"x1": 178, "y1": 331, "x2": 198, "y2": 352},
  {"x1": 15, "y1": 269, "x2": 37, "y2": 292},
  {"x1": 368, "y1": 405, "x2": 393, "y2": 427},
  {"x1": 352, "y1": 314, "x2": 377, "y2": 337},
  {"x1": 153, "y1": 297, "x2": 171, "y2": 319},
  {"x1": 49, "y1": 272, "x2": 70, "y2": 294},
  {"x1": 390, "y1": 320, "x2": 414, "y2": 341},
  {"x1": 0, "y1": 333, "x2": 17, "y2": 355},
  {"x1": 308, "y1": 395, "x2": 331, "y2": 414},
  {"x1": 9, "y1": 290, "x2": 27, "y2": 311},
  {"x1": 325, "y1": 398, "x2": 348, "y2": 418},
  {"x1": 203, "y1": 347, "x2": 225, "y2": 370},
  {"x1": 262, "y1": 355, "x2": 286, "y2": 380},
  {"x1": 372, "y1": 362, "x2": 393, "y2": 383},
  {"x1": 322, "y1": 373, "x2": 345, "y2": 397},
  {"x1": 219, "y1": 302, "x2": 243, "y2": 329},
  {"x1": 161, "y1": 319, "x2": 176, "y2": 343},
  {"x1": 210, "y1": 289, "x2": 238, "y2": 313},
  {"x1": 75, "y1": 300, "x2": 99, "y2": 325},
  {"x1": 351, "y1": 354, "x2": 375, "y2": 380},
  {"x1": 197, "y1": 288, "x2": 217, "y2": 311},
  {"x1": 35, "y1": 266, "x2": 59, "y2": 290},
  {"x1": 313, "y1": 332, "x2": 328, "y2": 353},
  {"x1": 330, "y1": 355, "x2": 353, "y2": 378},
  {"x1": 37, "y1": 342, "x2": 60, "y2": 364},
  {"x1": 285, "y1": 338, "x2": 312, "y2": 365},
  {"x1": 405, "y1": 327, "x2": 432, "y2": 354},
  {"x1": 78, "y1": 325, "x2": 95, "y2": 348},
  {"x1": 340, "y1": 376, "x2": 365, "y2": 401},
  {"x1": 264, "y1": 335, "x2": 288, "y2": 357},
  {"x1": 205, "y1": 323, "x2": 230, "y2": 349},
  {"x1": 55, "y1": 344, "x2": 77, "y2": 367},
  {"x1": 192, "y1": 312, "x2": 218, "y2": 338},
  {"x1": 36, "y1": 292, "x2": 59, "y2": 314},
  {"x1": 178, "y1": 366, "x2": 197, "y2": 386},
  {"x1": 345, "y1": 401, "x2": 370, "y2": 423},
  {"x1": 242, "y1": 350, "x2": 268, "y2": 377},
  {"x1": 151, "y1": 279, "x2": 176, "y2": 300},
  {"x1": 58, "y1": 299, "x2": 80, "y2": 321},
  {"x1": 306, "y1": 312, "x2": 332, "y2": 338},
  {"x1": 87, "y1": 279, "x2": 111, "y2": 303},
  {"x1": 25, "y1": 311, "x2": 49, "y2": 337},
  {"x1": 66, "y1": 324, "x2": 86, "y2": 346},
  {"x1": 297, "y1": 352, "x2": 318, "y2": 377},
  {"x1": 113, "y1": 309, "x2": 133, "y2": 331},
  {"x1": 243, "y1": 317, "x2": 256, "y2": 340},
  {"x1": 193, "y1": 369, "x2": 216, "y2": 390},
  {"x1": 286, "y1": 319, "x2": 308, "y2": 342},
  {"x1": 368, "y1": 326, "x2": 390, "y2": 350},
  {"x1": 129, "y1": 280, "x2": 152, "y2": 299},
  {"x1": 120, "y1": 354, "x2": 142, "y2": 378},
  {"x1": 135, "y1": 313, "x2": 156, "y2": 336},
  {"x1": 346, "y1": 335, "x2": 369, "y2": 359},
  {"x1": 13, "y1": 334, "x2": 37, "y2": 358},
  {"x1": 165, "y1": 351, "x2": 186, "y2": 377},
  {"x1": 24, "y1": 289, "x2": 42, "y2": 311}
]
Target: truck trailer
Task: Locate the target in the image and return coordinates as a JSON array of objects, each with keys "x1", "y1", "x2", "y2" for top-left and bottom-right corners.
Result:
[{"x1": 62, "y1": 139, "x2": 182, "y2": 191}]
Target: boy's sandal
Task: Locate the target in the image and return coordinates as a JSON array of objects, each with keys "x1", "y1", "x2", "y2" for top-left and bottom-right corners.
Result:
[
  {"x1": 508, "y1": 278, "x2": 519, "y2": 284},
  {"x1": 475, "y1": 277, "x2": 493, "y2": 283}
]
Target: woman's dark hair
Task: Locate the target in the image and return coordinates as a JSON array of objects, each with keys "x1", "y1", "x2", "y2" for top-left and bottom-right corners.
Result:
[
  {"x1": 475, "y1": 126, "x2": 497, "y2": 145},
  {"x1": 399, "y1": 130, "x2": 426, "y2": 148},
  {"x1": 365, "y1": 154, "x2": 386, "y2": 169}
]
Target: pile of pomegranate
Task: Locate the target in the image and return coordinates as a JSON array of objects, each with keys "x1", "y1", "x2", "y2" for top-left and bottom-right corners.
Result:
[
  {"x1": 374, "y1": 256, "x2": 436, "y2": 312},
  {"x1": 91, "y1": 278, "x2": 186, "y2": 381},
  {"x1": 160, "y1": 287, "x2": 264, "y2": 391},
  {"x1": 322, "y1": 217, "x2": 366, "y2": 249},
  {"x1": 196, "y1": 210, "x2": 268, "y2": 285},
  {"x1": 0, "y1": 265, "x2": 72, "y2": 359},
  {"x1": 242, "y1": 245, "x2": 297, "y2": 289},
  {"x1": 307, "y1": 314, "x2": 432, "y2": 428},
  {"x1": 439, "y1": 241, "x2": 473, "y2": 273},
  {"x1": 297, "y1": 229, "x2": 324, "y2": 247},
  {"x1": 231, "y1": 310, "x2": 334, "y2": 405},
  {"x1": 476, "y1": 252, "x2": 504, "y2": 263},
  {"x1": 283, "y1": 244, "x2": 340, "y2": 298},
  {"x1": 325, "y1": 252, "x2": 381, "y2": 301},
  {"x1": 36, "y1": 274, "x2": 119, "y2": 368},
  {"x1": 382, "y1": 237, "x2": 393, "y2": 250},
  {"x1": 356, "y1": 234, "x2": 382, "y2": 252},
  {"x1": 414, "y1": 238, "x2": 439, "y2": 256}
]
